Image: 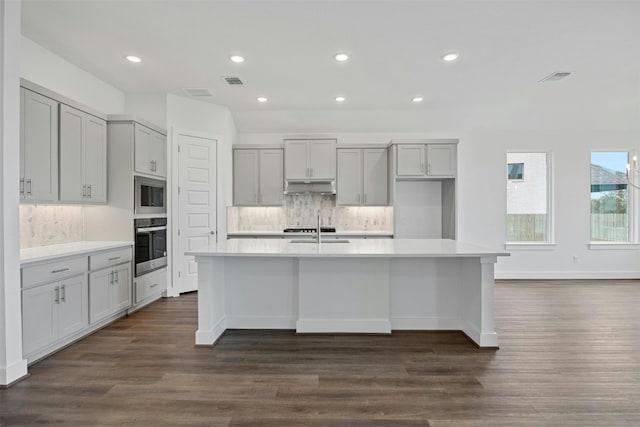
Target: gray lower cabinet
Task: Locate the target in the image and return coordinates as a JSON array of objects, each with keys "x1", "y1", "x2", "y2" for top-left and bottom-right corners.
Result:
[
  {"x1": 21, "y1": 245, "x2": 133, "y2": 364},
  {"x1": 22, "y1": 274, "x2": 88, "y2": 357},
  {"x1": 89, "y1": 263, "x2": 131, "y2": 324}
]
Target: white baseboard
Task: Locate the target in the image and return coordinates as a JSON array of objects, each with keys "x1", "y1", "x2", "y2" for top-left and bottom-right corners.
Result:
[
  {"x1": 195, "y1": 317, "x2": 226, "y2": 345},
  {"x1": 226, "y1": 315, "x2": 296, "y2": 329},
  {"x1": 390, "y1": 316, "x2": 460, "y2": 330},
  {"x1": 495, "y1": 270, "x2": 640, "y2": 280},
  {"x1": 0, "y1": 358, "x2": 28, "y2": 386},
  {"x1": 296, "y1": 318, "x2": 391, "y2": 333}
]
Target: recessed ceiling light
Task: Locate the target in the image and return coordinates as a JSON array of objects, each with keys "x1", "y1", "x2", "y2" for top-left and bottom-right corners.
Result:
[
  {"x1": 126, "y1": 55, "x2": 142, "y2": 63},
  {"x1": 412, "y1": 97, "x2": 424, "y2": 103},
  {"x1": 441, "y1": 52, "x2": 459, "y2": 62},
  {"x1": 335, "y1": 96, "x2": 346, "y2": 102},
  {"x1": 334, "y1": 53, "x2": 349, "y2": 62},
  {"x1": 229, "y1": 55, "x2": 245, "y2": 63},
  {"x1": 257, "y1": 97, "x2": 268, "y2": 103}
]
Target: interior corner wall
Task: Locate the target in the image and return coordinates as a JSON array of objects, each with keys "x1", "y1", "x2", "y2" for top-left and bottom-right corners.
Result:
[
  {"x1": 20, "y1": 36, "x2": 125, "y2": 114},
  {"x1": 125, "y1": 92, "x2": 167, "y2": 129},
  {"x1": 0, "y1": 0, "x2": 28, "y2": 386}
]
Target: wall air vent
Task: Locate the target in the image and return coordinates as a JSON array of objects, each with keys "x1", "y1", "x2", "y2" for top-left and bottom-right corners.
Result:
[
  {"x1": 224, "y1": 76, "x2": 244, "y2": 86},
  {"x1": 183, "y1": 88, "x2": 214, "y2": 97},
  {"x1": 539, "y1": 72, "x2": 572, "y2": 83}
]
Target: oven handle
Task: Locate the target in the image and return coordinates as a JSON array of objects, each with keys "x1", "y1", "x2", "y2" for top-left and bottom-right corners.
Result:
[{"x1": 136, "y1": 226, "x2": 167, "y2": 233}]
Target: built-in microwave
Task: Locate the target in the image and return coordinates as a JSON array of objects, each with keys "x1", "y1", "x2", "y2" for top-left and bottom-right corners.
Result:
[{"x1": 134, "y1": 176, "x2": 166, "y2": 215}]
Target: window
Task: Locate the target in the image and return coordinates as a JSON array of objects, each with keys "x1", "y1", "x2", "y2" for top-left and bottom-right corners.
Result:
[
  {"x1": 507, "y1": 163, "x2": 524, "y2": 180},
  {"x1": 506, "y1": 152, "x2": 550, "y2": 242},
  {"x1": 590, "y1": 151, "x2": 630, "y2": 242}
]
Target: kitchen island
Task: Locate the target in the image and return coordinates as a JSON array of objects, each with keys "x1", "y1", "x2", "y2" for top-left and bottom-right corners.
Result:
[{"x1": 187, "y1": 239, "x2": 508, "y2": 348}]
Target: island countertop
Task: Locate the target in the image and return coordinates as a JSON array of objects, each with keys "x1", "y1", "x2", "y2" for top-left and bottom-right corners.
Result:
[{"x1": 187, "y1": 238, "x2": 509, "y2": 258}]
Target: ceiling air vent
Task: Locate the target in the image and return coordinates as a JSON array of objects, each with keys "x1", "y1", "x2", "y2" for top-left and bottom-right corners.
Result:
[
  {"x1": 183, "y1": 88, "x2": 214, "y2": 97},
  {"x1": 224, "y1": 76, "x2": 244, "y2": 86},
  {"x1": 539, "y1": 71, "x2": 572, "y2": 83}
]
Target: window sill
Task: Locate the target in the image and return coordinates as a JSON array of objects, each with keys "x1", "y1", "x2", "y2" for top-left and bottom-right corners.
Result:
[
  {"x1": 505, "y1": 242, "x2": 557, "y2": 251},
  {"x1": 588, "y1": 242, "x2": 640, "y2": 250}
]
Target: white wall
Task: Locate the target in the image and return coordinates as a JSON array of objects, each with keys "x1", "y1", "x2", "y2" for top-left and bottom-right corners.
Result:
[
  {"x1": 237, "y1": 128, "x2": 640, "y2": 279},
  {"x1": 21, "y1": 36, "x2": 125, "y2": 114},
  {"x1": 0, "y1": 0, "x2": 28, "y2": 386},
  {"x1": 125, "y1": 92, "x2": 167, "y2": 129}
]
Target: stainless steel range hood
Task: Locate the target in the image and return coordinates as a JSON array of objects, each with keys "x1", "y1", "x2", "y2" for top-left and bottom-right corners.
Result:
[{"x1": 284, "y1": 179, "x2": 336, "y2": 195}]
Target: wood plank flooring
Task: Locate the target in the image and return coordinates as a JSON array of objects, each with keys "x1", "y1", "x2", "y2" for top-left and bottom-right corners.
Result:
[{"x1": 2, "y1": 280, "x2": 640, "y2": 426}]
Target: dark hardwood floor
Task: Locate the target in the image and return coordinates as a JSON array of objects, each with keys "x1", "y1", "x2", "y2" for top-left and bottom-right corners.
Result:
[{"x1": 2, "y1": 280, "x2": 640, "y2": 426}]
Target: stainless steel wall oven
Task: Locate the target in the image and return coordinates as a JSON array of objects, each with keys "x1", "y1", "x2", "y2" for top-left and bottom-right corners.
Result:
[{"x1": 134, "y1": 217, "x2": 167, "y2": 277}]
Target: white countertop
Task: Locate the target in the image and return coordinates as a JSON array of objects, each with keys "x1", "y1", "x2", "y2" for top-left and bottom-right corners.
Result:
[
  {"x1": 21, "y1": 241, "x2": 133, "y2": 265},
  {"x1": 227, "y1": 231, "x2": 394, "y2": 238},
  {"x1": 187, "y1": 238, "x2": 509, "y2": 258}
]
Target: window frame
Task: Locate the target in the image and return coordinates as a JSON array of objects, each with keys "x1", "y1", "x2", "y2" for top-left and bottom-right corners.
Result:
[
  {"x1": 505, "y1": 150, "x2": 554, "y2": 245},
  {"x1": 589, "y1": 149, "x2": 635, "y2": 244}
]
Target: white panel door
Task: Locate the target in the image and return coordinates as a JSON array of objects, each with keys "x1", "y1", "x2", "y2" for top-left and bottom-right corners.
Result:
[
  {"x1": 233, "y1": 149, "x2": 258, "y2": 206},
  {"x1": 84, "y1": 116, "x2": 107, "y2": 202},
  {"x1": 258, "y1": 149, "x2": 284, "y2": 206},
  {"x1": 337, "y1": 149, "x2": 362, "y2": 206},
  {"x1": 59, "y1": 104, "x2": 85, "y2": 202},
  {"x1": 363, "y1": 148, "x2": 388, "y2": 206},
  {"x1": 178, "y1": 132, "x2": 217, "y2": 294},
  {"x1": 308, "y1": 140, "x2": 336, "y2": 179}
]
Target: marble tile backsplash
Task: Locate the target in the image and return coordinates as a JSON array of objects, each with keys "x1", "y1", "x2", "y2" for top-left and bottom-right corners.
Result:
[
  {"x1": 20, "y1": 205, "x2": 84, "y2": 248},
  {"x1": 228, "y1": 194, "x2": 393, "y2": 232}
]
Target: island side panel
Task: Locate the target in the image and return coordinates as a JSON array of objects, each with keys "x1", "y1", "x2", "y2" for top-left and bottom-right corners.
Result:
[
  {"x1": 459, "y1": 256, "x2": 499, "y2": 347},
  {"x1": 224, "y1": 257, "x2": 298, "y2": 329},
  {"x1": 389, "y1": 258, "x2": 461, "y2": 330},
  {"x1": 297, "y1": 258, "x2": 392, "y2": 333},
  {"x1": 195, "y1": 257, "x2": 227, "y2": 345}
]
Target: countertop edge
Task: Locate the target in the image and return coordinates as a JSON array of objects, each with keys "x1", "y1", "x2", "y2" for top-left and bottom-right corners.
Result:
[{"x1": 20, "y1": 241, "x2": 134, "y2": 265}]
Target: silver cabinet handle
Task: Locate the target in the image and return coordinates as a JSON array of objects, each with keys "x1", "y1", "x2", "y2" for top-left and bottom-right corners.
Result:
[
  {"x1": 150, "y1": 160, "x2": 154, "y2": 171},
  {"x1": 428, "y1": 163, "x2": 431, "y2": 174},
  {"x1": 54, "y1": 286, "x2": 60, "y2": 304},
  {"x1": 61, "y1": 285, "x2": 66, "y2": 302},
  {"x1": 108, "y1": 256, "x2": 121, "y2": 261},
  {"x1": 52, "y1": 268, "x2": 69, "y2": 274},
  {"x1": 20, "y1": 178, "x2": 24, "y2": 196},
  {"x1": 27, "y1": 179, "x2": 32, "y2": 195},
  {"x1": 88, "y1": 185, "x2": 92, "y2": 198},
  {"x1": 210, "y1": 230, "x2": 216, "y2": 235},
  {"x1": 110, "y1": 271, "x2": 114, "y2": 284},
  {"x1": 115, "y1": 270, "x2": 119, "y2": 283},
  {"x1": 150, "y1": 283, "x2": 159, "y2": 288},
  {"x1": 82, "y1": 184, "x2": 86, "y2": 197}
]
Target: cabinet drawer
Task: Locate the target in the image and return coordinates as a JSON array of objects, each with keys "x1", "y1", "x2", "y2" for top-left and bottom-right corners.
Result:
[
  {"x1": 134, "y1": 268, "x2": 166, "y2": 303},
  {"x1": 22, "y1": 256, "x2": 87, "y2": 289},
  {"x1": 89, "y1": 247, "x2": 132, "y2": 271}
]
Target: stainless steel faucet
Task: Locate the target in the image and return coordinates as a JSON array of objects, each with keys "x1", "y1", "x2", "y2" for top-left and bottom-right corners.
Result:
[{"x1": 316, "y1": 213, "x2": 321, "y2": 245}]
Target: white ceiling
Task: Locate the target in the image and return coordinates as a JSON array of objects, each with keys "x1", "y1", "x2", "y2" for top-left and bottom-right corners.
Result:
[{"x1": 21, "y1": 1, "x2": 640, "y2": 132}]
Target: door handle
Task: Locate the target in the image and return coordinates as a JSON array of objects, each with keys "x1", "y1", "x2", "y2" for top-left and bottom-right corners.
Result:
[
  {"x1": 61, "y1": 285, "x2": 66, "y2": 302},
  {"x1": 210, "y1": 231, "x2": 216, "y2": 235},
  {"x1": 26, "y1": 179, "x2": 32, "y2": 195},
  {"x1": 54, "y1": 286, "x2": 60, "y2": 304},
  {"x1": 115, "y1": 270, "x2": 119, "y2": 283}
]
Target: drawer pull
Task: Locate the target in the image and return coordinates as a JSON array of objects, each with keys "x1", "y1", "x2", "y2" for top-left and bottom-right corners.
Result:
[
  {"x1": 108, "y1": 256, "x2": 121, "y2": 261},
  {"x1": 150, "y1": 283, "x2": 160, "y2": 288},
  {"x1": 52, "y1": 268, "x2": 70, "y2": 274}
]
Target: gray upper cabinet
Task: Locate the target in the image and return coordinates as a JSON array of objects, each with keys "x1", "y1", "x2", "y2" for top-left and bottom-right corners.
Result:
[
  {"x1": 134, "y1": 123, "x2": 166, "y2": 178},
  {"x1": 233, "y1": 148, "x2": 284, "y2": 206},
  {"x1": 337, "y1": 148, "x2": 388, "y2": 206},
  {"x1": 20, "y1": 88, "x2": 59, "y2": 202},
  {"x1": 284, "y1": 139, "x2": 336, "y2": 180},
  {"x1": 59, "y1": 104, "x2": 107, "y2": 203},
  {"x1": 396, "y1": 143, "x2": 456, "y2": 178}
]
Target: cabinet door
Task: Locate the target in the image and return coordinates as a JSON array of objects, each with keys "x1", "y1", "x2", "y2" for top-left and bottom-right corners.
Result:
[
  {"x1": 59, "y1": 104, "x2": 86, "y2": 202},
  {"x1": 22, "y1": 283, "x2": 58, "y2": 355},
  {"x1": 284, "y1": 141, "x2": 309, "y2": 179},
  {"x1": 84, "y1": 116, "x2": 107, "y2": 203},
  {"x1": 58, "y1": 275, "x2": 88, "y2": 339},
  {"x1": 396, "y1": 144, "x2": 425, "y2": 176},
  {"x1": 134, "y1": 124, "x2": 153, "y2": 175},
  {"x1": 111, "y1": 263, "x2": 132, "y2": 313},
  {"x1": 427, "y1": 144, "x2": 456, "y2": 177},
  {"x1": 337, "y1": 149, "x2": 363, "y2": 205},
  {"x1": 89, "y1": 268, "x2": 112, "y2": 324},
  {"x1": 22, "y1": 88, "x2": 59, "y2": 202},
  {"x1": 363, "y1": 149, "x2": 388, "y2": 206},
  {"x1": 259, "y1": 149, "x2": 284, "y2": 206},
  {"x1": 233, "y1": 149, "x2": 259, "y2": 205},
  {"x1": 308, "y1": 141, "x2": 336, "y2": 179},
  {"x1": 150, "y1": 130, "x2": 167, "y2": 178}
]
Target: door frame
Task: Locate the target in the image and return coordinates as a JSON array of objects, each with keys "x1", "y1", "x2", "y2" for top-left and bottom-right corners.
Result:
[{"x1": 170, "y1": 128, "x2": 222, "y2": 297}]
